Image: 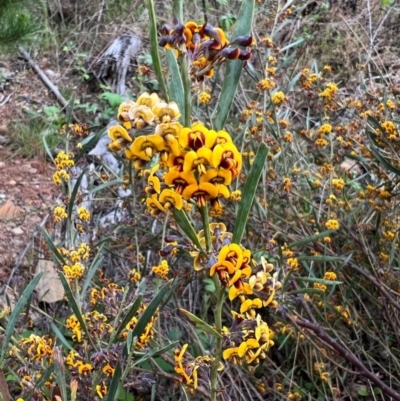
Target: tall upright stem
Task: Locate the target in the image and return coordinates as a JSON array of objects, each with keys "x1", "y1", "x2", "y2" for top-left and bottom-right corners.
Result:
[
  {"x1": 199, "y1": 206, "x2": 212, "y2": 252},
  {"x1": 210, "y1": 275, "x2": 224, "y2": 401}
]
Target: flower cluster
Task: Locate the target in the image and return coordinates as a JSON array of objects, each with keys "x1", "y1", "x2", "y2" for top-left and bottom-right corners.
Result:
[
  {"x1": 108, "y1": 92, "x2": 242, "y2": 216},
  {"x1": 190, "y1": 223, "x2": 280, "y2": 367},
  {"x1": 53, "y1": 151, "x2": 74, "y2": 185},
  {"x1": 174, "y1": 344, "x2": 217, "y2": 391},
  {"x1": 223, "y1": 313, "x2": 275, "y2": 366},
  {"x1": 158, "y1": 19, "x2": 253, "y2": 80},
  {"x1": 59, "y1": 243, "x2": 91, "y2": 281}
]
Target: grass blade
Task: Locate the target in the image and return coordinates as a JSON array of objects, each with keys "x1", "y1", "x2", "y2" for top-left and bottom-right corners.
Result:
[
  {"x1": 213, "y1": 0, "x2": 255, "y2": 130},
  {"x1": 0, "y1": 271, "x2": 43, "y2": 366},
  {"x1": 146, "y1": 0, "x2": 169, "y2": 101},
  {"x1": 232, "y1": 143, "x2": 268, "y2": 244}
]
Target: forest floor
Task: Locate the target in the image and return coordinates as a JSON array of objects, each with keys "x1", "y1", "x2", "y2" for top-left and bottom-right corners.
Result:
[{"x1": 0, "y1": 59, "x2": 59, "y2": 280}]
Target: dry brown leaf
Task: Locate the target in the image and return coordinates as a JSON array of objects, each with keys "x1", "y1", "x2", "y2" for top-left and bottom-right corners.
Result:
[
  {"x1": 0, "y1": 200, "x2": 24, "y2": 220},
  {"x1": 0, "y1": 370, "x2": 11, "y2": 401},
  {"x1": 36, "y1": 260, "x2": 64, "y2": 303}
]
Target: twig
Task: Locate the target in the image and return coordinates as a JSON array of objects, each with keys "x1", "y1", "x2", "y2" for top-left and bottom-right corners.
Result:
[
  {"x1": 18, "y1": 46, "x2": 79, "y2": 122},
  {"x1": 288, "y1": 315, "x2": 400, "y2": 401}
]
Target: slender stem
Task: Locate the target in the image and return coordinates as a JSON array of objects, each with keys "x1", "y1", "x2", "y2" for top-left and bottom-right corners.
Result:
[
  {"x1": 210, "y1": 275, "x2": 224, "y2": 401},
  {"x1": 179, "y1": 54, "x2": 192, "y2": 127},
  {"x1": 199, "y1": 206, "x2": 212, "y2": 252}
]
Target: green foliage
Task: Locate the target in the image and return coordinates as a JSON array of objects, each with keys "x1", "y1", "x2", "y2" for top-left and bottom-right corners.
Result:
[{"x1": 0, "y1": 0, "x2": 38, "y2": 49}]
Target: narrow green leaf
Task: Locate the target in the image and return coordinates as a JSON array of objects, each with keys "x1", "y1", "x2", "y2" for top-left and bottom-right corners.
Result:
[
  {"x1": 65, "y1": 93, "x2": 76, "y2": 126},
  {"x1": 280, "y1": 37, "x2": 305, "y2": 53},
  {"x1": 297, "y1": 256, "x2": 343, "y2": 262},
  {"x1": 106, "y1": 362, "x2": 122, "y2": 401},
  {"x1": 68, "y1": 168, "x2": 87, "y2": 217},
  {"x1": 0, "y1": 272, "x2": 43, "y2": 366},
  {"x1": 39, "y1": 227, "x2": 66, "y2": 266},
  {"x1": 81, "y1": 246, "x2": 105, "y2": 296},
  {"x1": 166, "y1": 50, "x2": 185, "y2": 124},
  {"x1": 367, "y1": 115, "x2": 386, "y2": 136},
  {"x1": 296, "y1": 277, "x2": 342, "y2": 285},
  {"x1": 287, "y1": 288, "x2": 324, "y2": 296},
  {"x1": 132, "y1": 340, "x2": 179, "y2": 366},
  {"x1": 232, "y1": 143, "x2": 268, "y2": 244},
  {"x1": 125, "y1": 280, "x2": 173, "y2": 355},
  {"x1": 114, "y1": 295, "x2": 143, "y2": 339},
  {"x1": 75, "y1": 130, "x2": 105, "y2": 163},
  {"x1": 213, "y1": 0, "x2": 255, "y2": 130},
  {"x1": 54, "y1": 353, "x2": 67, "y2": 401},
  {"x1": 179, "y1": 308, "x2": 222, "y2": 339},
  {"x1": 287, "y1": 230, "x2": 334, "y2": 248},
  {"x1": 58, "y1": 272, "x2": 97, "y2": 350},
  {"x1": 368, "y1": 144, "x2": 400, "y2": 176},
  {"x1": 131, "y1": 280, "x2": 172, "y2": 338},
  {"x1": 51, "y1": 322, "x2": 75, "y2": 352},
  {"x1": 149, "y1": 340, "x2": 179, "y2": 358},
  {"x1": 42, "y1": 134, "x2": 55, "y2": 163},
  {"x1": 173, "y1": 209, "x2": 205, "y2": 254},
  {"x1": 146, "y1": 0, "x2": 169, "y2": 101},
  {"x1": 34, "y1": 365, "x2": 54, "y2": 391},
  {"x1": 89, "y1": 179, "x2": 124, "y2": 194}
]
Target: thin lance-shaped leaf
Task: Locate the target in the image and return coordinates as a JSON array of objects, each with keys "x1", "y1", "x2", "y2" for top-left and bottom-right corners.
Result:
[
  {"x1": 0, "y1": 272, "x2": 43, "y2": 366},
  {"x1": 166, "y1": 50, "x2": 185, "y2": 124},
  {"x1": 232, "y1": 143, "x2": 268, "y2": 244},
  {"x1": 75, "y1": 130, "x2": 104, "y2": 163},
  {"x1": 34, "y1": 365, "x2": 54, "y2": 391},
  {"x1": 51, "y1": 322, "x2": 75, "y2": 352},
  {"x1": 146, "y1": 0, "x2": 169, "y2": 101},
  {"x1": 42, "y1": 134, "x2": 55, "y2": 164},
  {"x1": 58, "y1": 272, "x2": 97, "y2": 350},
  {"x1": 132, "y1": 340, "x2": 179, "y2": 366},
  {"x1": 68, "y1": 168, "x2": 87, "y2": 217},
  {"x1": 287, "y1": 288, "x2": 325, "y2": 296},
  {"x1": 105, "y1": 362, "x2": 122, "y2": 401},
  {"x1": 367, "y1": 115, "x2": 386, "y2": 136},
  {"x1": 213, "y1": 0, "x2": 255, "y2": 130},
  {"x1": 368, "y1": 143, "x2": 400, "y2": 176},
  {"x1": 179, "y1": 309, "x2": 222, "y2": 339},
  {"x1": 287, "y1": 230, "x2": 334, "y2": 248},
  {"x1": 81, "y1": 244, "x2": 105, "y2": 296},
  {"x1": 125, "y1": 280, "x2": 173, "y2": 355},
  {"x1": 53, "y1": 347, "x2": 67, "y2": 401},
  {"x1": 296, "y1": 277, "x2": 342, "y2": 285},
  {"x1": 173, "y1": 209, "x2": 205, "y2": 254},
  {"x1": 65, "y1": 93, "x2": 76, "y2": 126},
  {"x1": 39, "y1": 227, "x2": 66, "y2": 266},
  {"x1": 88, "y1": 179, "x2": 124, "y2": 194},
  {"x1": 297, "y1": 256, "x2": 343, "y2": 262},
  {"x1": 114, "y1": 295, "x2": 143, "y2": 339}
]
